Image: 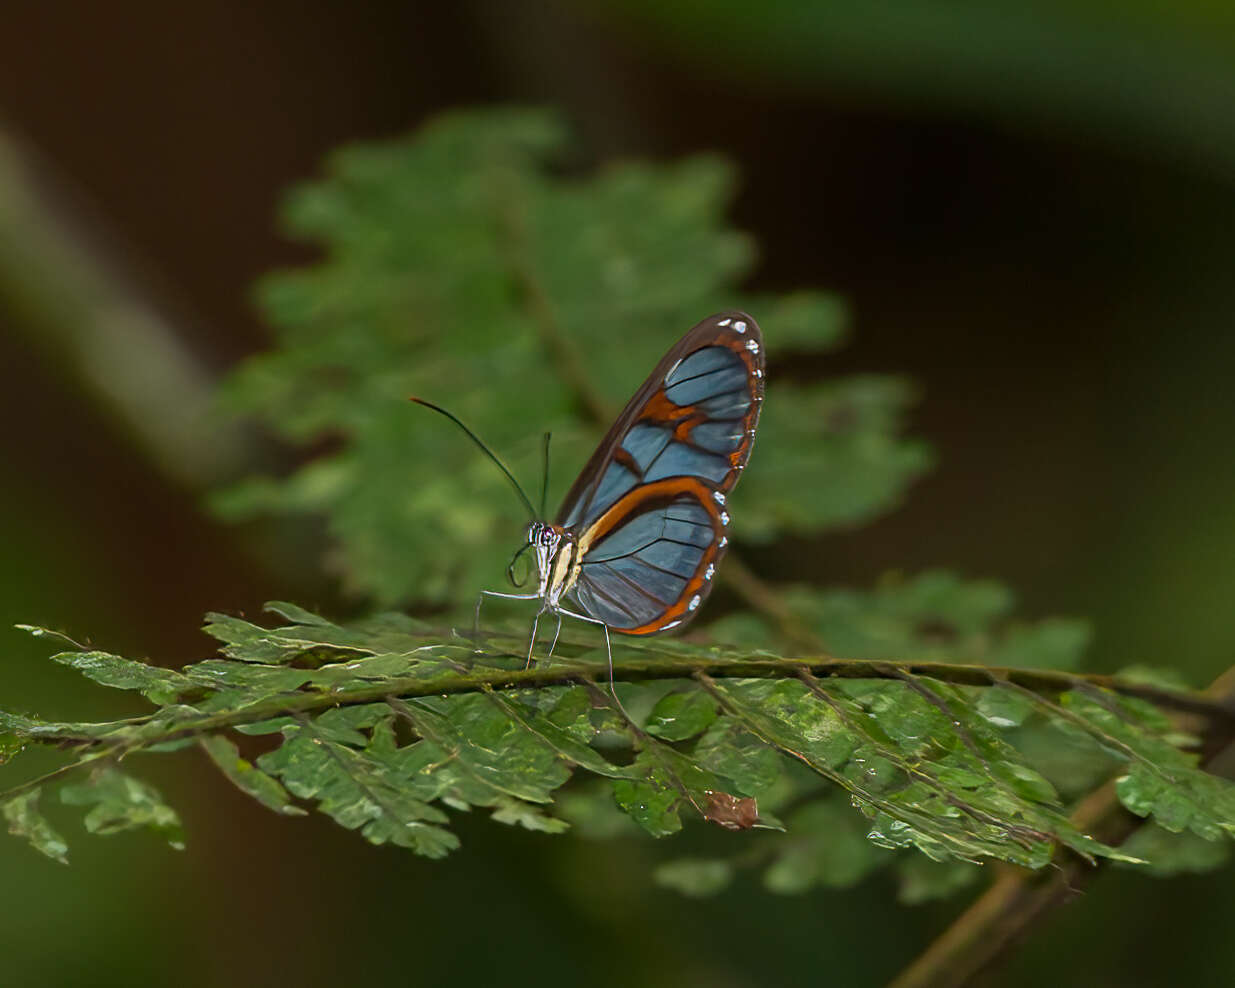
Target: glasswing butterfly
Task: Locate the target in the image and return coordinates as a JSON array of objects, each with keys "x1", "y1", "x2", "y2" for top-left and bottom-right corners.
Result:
[{"x1": 414, "y1": 311, "x2": 764, "y2": 687}]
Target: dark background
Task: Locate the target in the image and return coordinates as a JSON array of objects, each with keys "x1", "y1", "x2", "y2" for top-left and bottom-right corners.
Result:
[{"x1": 2, "y1": 3, "x2": 1234, "y2": 985}]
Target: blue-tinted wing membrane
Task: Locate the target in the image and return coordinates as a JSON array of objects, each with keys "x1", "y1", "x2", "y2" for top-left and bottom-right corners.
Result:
[
  {"x1": 617, "y1": 422, "x2": 729, "y2": 485},
  {"x1": 664, "y1": 347, "x2": 749, "y2": 405},
  {"x1": 584, "y1": 506, "x2": 713, "y2": 562},
  {"x1": 697, "y1": 389, "x2": 753, "y2": 419},
  {"x1": 573, "y1": 496, "x2": 717, "y2": 632},
  {"x1": 690, "y1": 420, "x2": 748, "y2": 456},
  {"x1": 644, "y1": 442, "x2": 730, "y2": 485},
  {"x1": 621, "y1": 423, "x2": 672, "y2": 473},
  {"x1": 560, "y1": 459, "x2": 638, "y2": 529},
  {"x1": 556, "y1": 313, "x2": 764, "y2": 536}
]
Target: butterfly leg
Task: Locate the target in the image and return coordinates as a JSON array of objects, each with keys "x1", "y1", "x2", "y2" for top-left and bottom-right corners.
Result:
[
  {"x1": 525, "y1": 608, "x2": 544, "y2": 670},
  {"x1": 556, "y1": 606, "x2": 629, "y2": 720},
  {"x1": 545, "y1": 613, "x2": 564, "y2": 661},
  {"x1": 473, "y1": 590, "x2": 543, "y2": 654}
]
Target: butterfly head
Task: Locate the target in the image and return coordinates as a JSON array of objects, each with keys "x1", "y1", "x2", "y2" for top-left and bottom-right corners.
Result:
[
  {"x1": 527, "y1": 520, "x2": 561, "y2": 588},
  {"x1": 525, "y1": 521, "x2": 577, "y2": 601}
]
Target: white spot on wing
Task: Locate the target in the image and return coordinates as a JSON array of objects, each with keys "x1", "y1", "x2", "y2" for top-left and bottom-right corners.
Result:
[
  {"x1": 719, "y1": 536, "x2": 728, "y2": 548},
  {"x1": 689, "y1": 594, "x2": 701, "y2": 611},
  {"x1": 720, "y1": 511, "x2": 730, "y2": 526},
  {"x1": 663, "y1": 619, "x2": 682, "y2": 630},
  {"x1": 734, "y1": 320, "x2": 747, "y2": 334},
  {"x1": 745, "y1": 339, "x2": 759, "y2": 353},
  {"x1": 713, "y1": 491, "x2": 726, "y2": 505},
  {"x1": 705, "y1": 564, "x2": 715, "y2": 580}
]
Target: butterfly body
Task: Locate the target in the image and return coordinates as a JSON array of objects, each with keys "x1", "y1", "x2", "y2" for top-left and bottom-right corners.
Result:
[{"x1": 502, "y1": 311, "x2": 765, "y2": 646}]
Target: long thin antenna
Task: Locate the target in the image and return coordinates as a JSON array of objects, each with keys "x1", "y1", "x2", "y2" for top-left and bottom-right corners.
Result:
[
  {"x1": 540, "y1": 431, "x2": 552, "y2": 520},
  {"x1": 410, "y1": 398, "x2": 539, "y2": 520}
]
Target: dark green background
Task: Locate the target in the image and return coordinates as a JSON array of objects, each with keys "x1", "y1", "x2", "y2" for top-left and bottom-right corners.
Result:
[{"x1": 2, "y1": 3, "x2": 1233, "y2": 985}]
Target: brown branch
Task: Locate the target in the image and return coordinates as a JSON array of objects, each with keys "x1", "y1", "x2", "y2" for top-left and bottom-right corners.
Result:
[{"x1": 887, "y1": 664, "x2": 1235, "y2": 988}]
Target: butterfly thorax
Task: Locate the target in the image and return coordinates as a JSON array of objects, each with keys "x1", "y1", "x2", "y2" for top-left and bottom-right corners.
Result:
[{"x1": 526, "y1": 521, "x2": 580, "y2": 609}]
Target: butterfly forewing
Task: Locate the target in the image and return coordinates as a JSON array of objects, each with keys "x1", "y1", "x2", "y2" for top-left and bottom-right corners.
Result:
[{"x1": 558, "y1": 312, "x2": 764, "y2": 634}]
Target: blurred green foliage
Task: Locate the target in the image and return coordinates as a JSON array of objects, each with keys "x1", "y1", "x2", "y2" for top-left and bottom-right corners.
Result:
[{"x1": 214, "y1": 107, "x2": 927, "y2": 605}]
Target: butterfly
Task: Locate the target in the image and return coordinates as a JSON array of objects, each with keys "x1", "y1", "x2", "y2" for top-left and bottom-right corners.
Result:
[{"x1": 414, "y1": 311, "x2": 764, "y2": 679}]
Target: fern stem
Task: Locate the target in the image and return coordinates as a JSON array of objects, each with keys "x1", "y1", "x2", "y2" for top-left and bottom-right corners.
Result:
[{"x1": 19, "y1": 654, "x2": 1234, "y2": 751}]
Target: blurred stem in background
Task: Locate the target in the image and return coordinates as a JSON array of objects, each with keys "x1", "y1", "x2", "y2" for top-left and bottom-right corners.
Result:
[{"x1": 0, "y1": 127, "x2": 248, "y2": 490}]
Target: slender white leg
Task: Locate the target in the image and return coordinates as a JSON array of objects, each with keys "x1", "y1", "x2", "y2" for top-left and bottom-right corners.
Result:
[
  {"x1": 473, "y1": 589, "x2": 543, "y2": 652},
  {"x1": 545, "y1": 614, "x2": 563, "y2": 660},
  {"x1": 525, "y1": 609, "x2": 543, "y2": 669},
  {"x1": 556, "y1": 607, "x2": 629, "y2": 719}
]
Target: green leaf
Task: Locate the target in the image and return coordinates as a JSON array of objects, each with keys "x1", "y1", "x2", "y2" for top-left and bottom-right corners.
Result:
[
  {"x1": 975, "y1": 688, "x2": 1035, "y2": 728},
  {"x1": 644, "y1": 688, "x2": 719, "y2": 741},
  {"x1": 987, "y1": 618, "x2": 1091, "y2": 671},
  {"x1": 1120, "y1": 823, "x2": 1232, "y2": 876},
  {"x1": 613, "y1": 754, "x2": 687, "y2": 838},
  {"x1": 555, "y1": 779, "x2": 643, "y2": 839},
  {"x1": 694, "y1": 717, "x2": 784, "y2": 798},
  {"x1": 613, "y1": 733, "x2": 740, "y2": 838},
  {"x1": 391, "y1": 695, "x2": 572, "y2": 805},
  {"x1": 896, "y1": 855, "x2": 983, "y2": 905},
  {"x1": 256, "y1": 712, "x2": 457, "y2": 858},
  {"x1": 655, "y1": 858, "x2": 735, "y2": 896},
  {"x1": 764, "y1": 800, "x2": 887, "y2": 893},
  {"x1": 797, "y1": 570, "x2": 1015, "y2": 660},
  {"x1": 1051, "y1": 689, "x2": 1235, "y2": 840},
  {"x1": 0, "y1": 726, "x2": 26, "y2": 765},
  {"x1": 3, "y1": 789, "x2": 69, "y2": 864},
  {"x1": 60, "y1": 767, "x2": 184, "y2": 850},
  {"x1": 1114, "y1": 665, "x2": 1195, "y2": 692},
  {"x1": 756, "y1": 290, "x2": 849, "y2": 353},
  {"x1": 490, "y1": 796, "x2": 570, "y2": 834},
  {"x1": 740, "y1": 377, "x2": 932, "y2": 540},
  {"x1": 483, "y1": 689, "x2": 634, "y2": 780},
  {"x1": 198, "y1": 736, "x2": 306, "y2": 817},
  {"x1": 262, "y1": 600, "x2": 335, "y2": 626},
  {"x1": 50, "y1": 650, "x2": 194, "y2": 704}
]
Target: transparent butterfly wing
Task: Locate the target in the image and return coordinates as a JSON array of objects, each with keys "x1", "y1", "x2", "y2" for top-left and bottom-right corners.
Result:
[{"x1": 558, "y1": 312, "x2": 765, "y2": 633}]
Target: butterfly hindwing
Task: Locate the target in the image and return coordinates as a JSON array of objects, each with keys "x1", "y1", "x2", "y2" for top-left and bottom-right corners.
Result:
[
  {"x1": 573, "y1": 481, "x2": 723, "y2": 632},
  {"x1": 558, "y1": 312, "x2": 764, "y2": 634}
]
